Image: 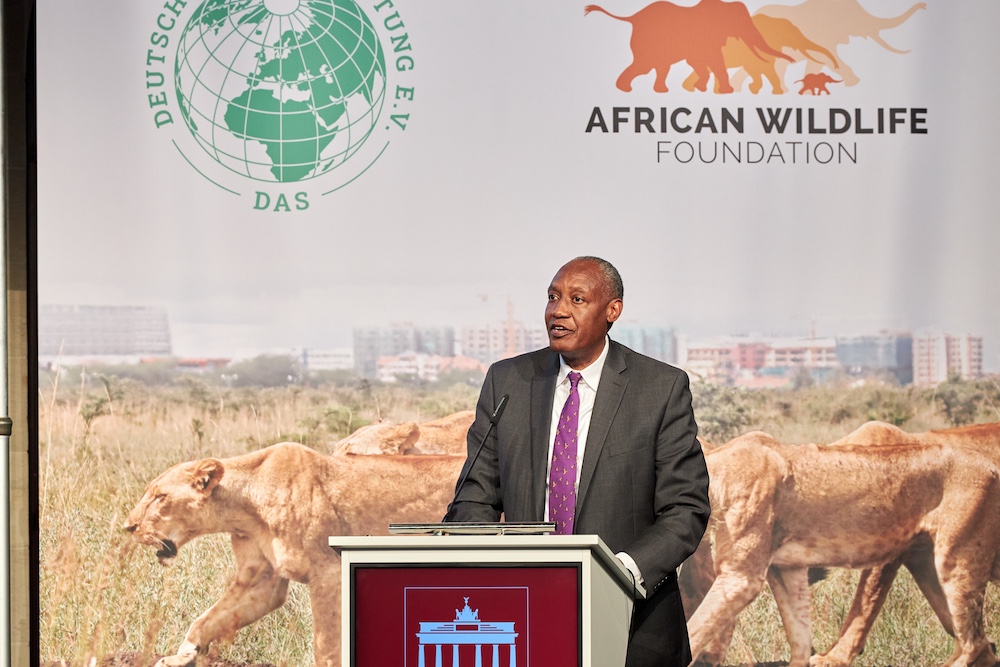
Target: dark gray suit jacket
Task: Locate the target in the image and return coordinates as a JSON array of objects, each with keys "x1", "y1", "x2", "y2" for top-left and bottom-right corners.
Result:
[{"x1": 449, "y1": 341, "x2": 710, "y2": 665}]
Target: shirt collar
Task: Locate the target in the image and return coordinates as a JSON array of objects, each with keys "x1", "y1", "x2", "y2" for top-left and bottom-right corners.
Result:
[{"x1": 558, "y1": 335, "x2": 610, "y2": 390}]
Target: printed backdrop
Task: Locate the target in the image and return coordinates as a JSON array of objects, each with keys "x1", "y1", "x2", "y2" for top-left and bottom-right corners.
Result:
[
  {"x1": 38, "y1": 0, "x2": 1000, "y2": 359},
  {"x1": 35, "y1": 0, "x2": 1000, "y2": 665}
]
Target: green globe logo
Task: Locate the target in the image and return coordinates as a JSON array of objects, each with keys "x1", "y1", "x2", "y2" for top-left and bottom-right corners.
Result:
[{"x1": 174, "y1": 0, "x2": 386, "y2": 183}]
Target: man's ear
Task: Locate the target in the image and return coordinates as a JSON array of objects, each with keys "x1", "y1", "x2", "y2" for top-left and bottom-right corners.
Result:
[
  {"x1": 607, "y1": 298, "x2": 623, "y2": 326},
  {"x1": 191, "y1": 458, "x2": 225, "y2": 494}
]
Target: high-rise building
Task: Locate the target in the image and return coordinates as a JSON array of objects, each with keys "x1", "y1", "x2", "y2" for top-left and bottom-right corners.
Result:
[
  {"x1": 611, "y1": 326, "x2": 677, "y2": 364},
  {"x1": 353, "y1": 324, "x2": 455, "y2": 377},
  {"x1": 912, "y1": 331, "x2": 982, "y2": 387},
  {"x1": 835, "y1": 332, "x2": 913, "y2": 384},
  {"x1": 414, "y1": 326, "x2": 456, "y2": 357},
  {"x1": 39, "y1": 305, "x2": 172, "y2": 364},
  {"x1": 460, "y1": 322, "x2": 547, "y2": 366}
]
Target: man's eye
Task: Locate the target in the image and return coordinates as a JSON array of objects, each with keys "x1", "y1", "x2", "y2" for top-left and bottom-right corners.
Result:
[
  {"x1": 547, "y1": 294, "x2": 557, "y2": 301},
  {"x1": 573, "y1": 296, "x2": 584, "y2": 303}
]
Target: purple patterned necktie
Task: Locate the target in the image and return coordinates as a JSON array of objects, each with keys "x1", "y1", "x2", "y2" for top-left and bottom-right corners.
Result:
[{"x1": 549, "y1": 371, "x2": 582, "y2": 535}]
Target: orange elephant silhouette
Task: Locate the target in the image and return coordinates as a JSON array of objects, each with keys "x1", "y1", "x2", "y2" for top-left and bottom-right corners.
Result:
[
  {"x1": 796, "y1": 72, "x2": 842, "y2": 95},
  {"x1": 586, "y1": 0, "x2": 792, "y2": 93},
  {"x1": 757, "y1": 0, "x2": 926, "y2": 86},
  {"x1": 682, "y1": 14, "x2": 838, "y2": 94}
]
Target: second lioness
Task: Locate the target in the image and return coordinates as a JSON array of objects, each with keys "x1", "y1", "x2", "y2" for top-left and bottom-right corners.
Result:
[
  {"x1": 687, "y1": 432, "x2": 1000, "y2": 667},
  {"x1": 810, "y1": 421, "x2": 1000, "y2": 667}
]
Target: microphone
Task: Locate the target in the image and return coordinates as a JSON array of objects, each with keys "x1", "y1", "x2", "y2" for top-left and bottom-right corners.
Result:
[{"x1": 442, "y1": 394, "x2": 509, "y2": 522}]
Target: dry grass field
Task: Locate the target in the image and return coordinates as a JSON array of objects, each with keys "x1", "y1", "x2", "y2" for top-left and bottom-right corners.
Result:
[{"x1": 38, "y1": 369, "x2": 1000, "y2": 667}]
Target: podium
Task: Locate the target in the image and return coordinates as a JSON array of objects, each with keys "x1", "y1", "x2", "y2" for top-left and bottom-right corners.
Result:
[{"x1": 330, "y1": 534, "x2": 646, "y2": 667}]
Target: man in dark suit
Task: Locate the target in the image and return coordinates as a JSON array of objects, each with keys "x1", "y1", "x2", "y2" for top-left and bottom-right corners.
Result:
[{"x1": 447, "y1": 256, "x2": 711, "y2": 667}]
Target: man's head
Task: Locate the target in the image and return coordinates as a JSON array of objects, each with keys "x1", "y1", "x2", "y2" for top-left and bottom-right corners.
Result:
[{"x1": 545, "y1": 256, "x2": 623, "y2": 369}]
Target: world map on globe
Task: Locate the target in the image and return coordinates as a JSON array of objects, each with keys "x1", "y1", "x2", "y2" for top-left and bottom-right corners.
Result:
[{"x1": 175, "y1": 0, "x2": 386, "y2": 183}]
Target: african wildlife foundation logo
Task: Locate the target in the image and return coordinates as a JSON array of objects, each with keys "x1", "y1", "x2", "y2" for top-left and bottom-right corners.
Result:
[
  {"x1": 143, "y1": 0, "x2": 415, "y2": 212},
  {"x1": 583, "y1": 0, "x2": 929, "y2": 166},
  {"x1": 585, "y1": 0, "x2": 926, "y2": 96}
]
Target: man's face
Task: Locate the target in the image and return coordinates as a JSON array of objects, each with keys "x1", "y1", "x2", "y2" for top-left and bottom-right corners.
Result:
[{"x1": 545, "y1": 259, "x2": 623, "y2": 369}]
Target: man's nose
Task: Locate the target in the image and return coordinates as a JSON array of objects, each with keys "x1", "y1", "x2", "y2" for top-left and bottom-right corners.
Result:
[{"x1": 548, "y1": 299, "x2": 569, "y2": 318}]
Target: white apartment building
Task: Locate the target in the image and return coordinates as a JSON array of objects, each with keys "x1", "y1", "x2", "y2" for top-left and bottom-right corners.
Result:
[
  {"x1": 39, "y1": 304, "x2": 172, "y2": 365},
  {"x1": 764, "y1": 338, "x2": 839, "y2": 369},
  {"x1": 375, "y1": 352, "x2": 486, "y2": 383},
  {"x1": 680, "y1": 336, "x2": 839, "y2": 385},
  {"x1": 912, "y1": 331, "x2": 983, "y2": 387},
  {"x1": 460, "y1": 322, "x2": 547, "y2": 366},
  {"x1": 303, "y1": 347, "x2": 355, "y2": 372},
  {"x1": 377, "y1": 352, "x2": 444, "y2": 383}
]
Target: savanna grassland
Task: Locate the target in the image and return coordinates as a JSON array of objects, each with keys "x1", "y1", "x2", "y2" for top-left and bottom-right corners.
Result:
[{"x1": 38, "y1": 361, "x2": 1000, "y2": 667}]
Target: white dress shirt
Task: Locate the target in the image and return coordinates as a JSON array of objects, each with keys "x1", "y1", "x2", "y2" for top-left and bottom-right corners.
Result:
[
  {"x1": 544, "y1": 336, "x2": 609, "y2": 494},
  {"x1": 544, "y1": 336, "x2": 644, "y2": 585}
]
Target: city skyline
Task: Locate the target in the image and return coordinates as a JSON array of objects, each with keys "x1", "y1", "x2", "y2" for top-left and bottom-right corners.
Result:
[
  {"x1": 37, "y1": 302, "x2": 993, "y2": 380},
  {"x1": 37, "y1": 283, "x2": 1000, "y2": 372}
]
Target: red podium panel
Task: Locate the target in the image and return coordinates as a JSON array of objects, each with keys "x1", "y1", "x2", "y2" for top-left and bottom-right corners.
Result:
[{"x1": 331, "y1": 534, "x2": 644, "y2": 667}]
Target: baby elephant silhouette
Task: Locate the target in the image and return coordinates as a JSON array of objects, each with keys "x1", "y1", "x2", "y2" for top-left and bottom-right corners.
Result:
[{"x1": 796, "y1": 72, "x2": 842, "y2": 94}]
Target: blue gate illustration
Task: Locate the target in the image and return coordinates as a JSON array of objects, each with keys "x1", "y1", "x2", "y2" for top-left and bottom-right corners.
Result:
[{"x1": 416, "y1": 597, "x2": 518, "y2": 667}]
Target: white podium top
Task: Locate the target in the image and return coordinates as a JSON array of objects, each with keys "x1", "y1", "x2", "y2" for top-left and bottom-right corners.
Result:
[{"x1": 329, "y1": 533, "x2": 646, "y2": 599}]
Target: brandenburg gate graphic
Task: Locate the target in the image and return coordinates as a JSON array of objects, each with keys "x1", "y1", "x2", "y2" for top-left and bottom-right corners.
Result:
[{"x1": 416, "y1": 597, "x2": 519, "y2": 667}]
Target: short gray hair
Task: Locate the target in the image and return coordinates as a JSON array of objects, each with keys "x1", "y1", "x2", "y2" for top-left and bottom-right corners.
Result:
[{"x1": 575, "y1": 256, "x2": 623, "y2": 300}]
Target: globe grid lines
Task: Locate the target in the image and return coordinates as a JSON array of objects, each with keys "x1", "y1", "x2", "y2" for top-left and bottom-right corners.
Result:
[
  {"x1": 287, "y1": 0, "x2": 386, "y2": 174},
  {"x1": 176, "y1": 1, "x2": 273, "y2": 176},
  {"x1": 253, "y1": 3, "x2": 380, "y2": 177},
  {"x1": 174, "y1": 0, "x2": 387, "y2": 184},
  {"x1": 264, "y1": 0, "x2": 301, "y2": 16},
  {"x1": 318, "y1": 136, "x2": 389, "y2": 196},
  {"x1": 265, "y1": 6, "x2": 379, "y2": 179},
  {"x1": 216, "y1": 8, "x2": 269, "y2": 176},
  {"x1": 192, "y1": 6, "x2": 292, "y2": 176},
  {"x1": 284, "y1": 3, "x2": 384, "y2": 176},
  {"x1": 195, "y1": 0, "x2": 262, "y2": 39},
  {"x1": 287, "y1": 13, "x2": 329, "y2": 179},
  {"x1": 274, "y1": 13, "x2": 288, "y2": 179}
]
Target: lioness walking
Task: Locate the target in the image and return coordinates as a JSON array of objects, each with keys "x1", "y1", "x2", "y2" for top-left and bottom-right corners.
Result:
[
  {"x1": 126, "y1": 442, "x2": 464, "y2": 667},
  {"x1": 687, "y1": 432, "x2": 1000, "y2": 667},
  {"x1": 811, "y1": 421, "x2": 1000, "y2": 667}
]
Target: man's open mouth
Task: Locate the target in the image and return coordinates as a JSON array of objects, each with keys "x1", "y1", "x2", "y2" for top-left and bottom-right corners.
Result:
[{"x1": 549, "y1": 324, "x2": 572, "y2": 337}]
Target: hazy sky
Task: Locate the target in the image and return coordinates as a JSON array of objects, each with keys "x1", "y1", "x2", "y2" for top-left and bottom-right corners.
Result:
[{"x1": 36, "y1": 0, "x2": 1000, "y2": 368}]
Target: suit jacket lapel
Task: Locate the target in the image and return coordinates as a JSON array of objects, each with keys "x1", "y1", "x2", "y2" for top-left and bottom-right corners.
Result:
[
  {"x1": 530, "y1": 351, "x2": 559, "y2": 521},
  {"x1": 577, "y1": 342, "x2": 628, "y2": 512}
]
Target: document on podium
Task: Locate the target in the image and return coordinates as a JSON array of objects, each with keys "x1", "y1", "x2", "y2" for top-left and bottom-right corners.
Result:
[{"x1": 387, "y1": 521, "x2": 556, "y2": 535}]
